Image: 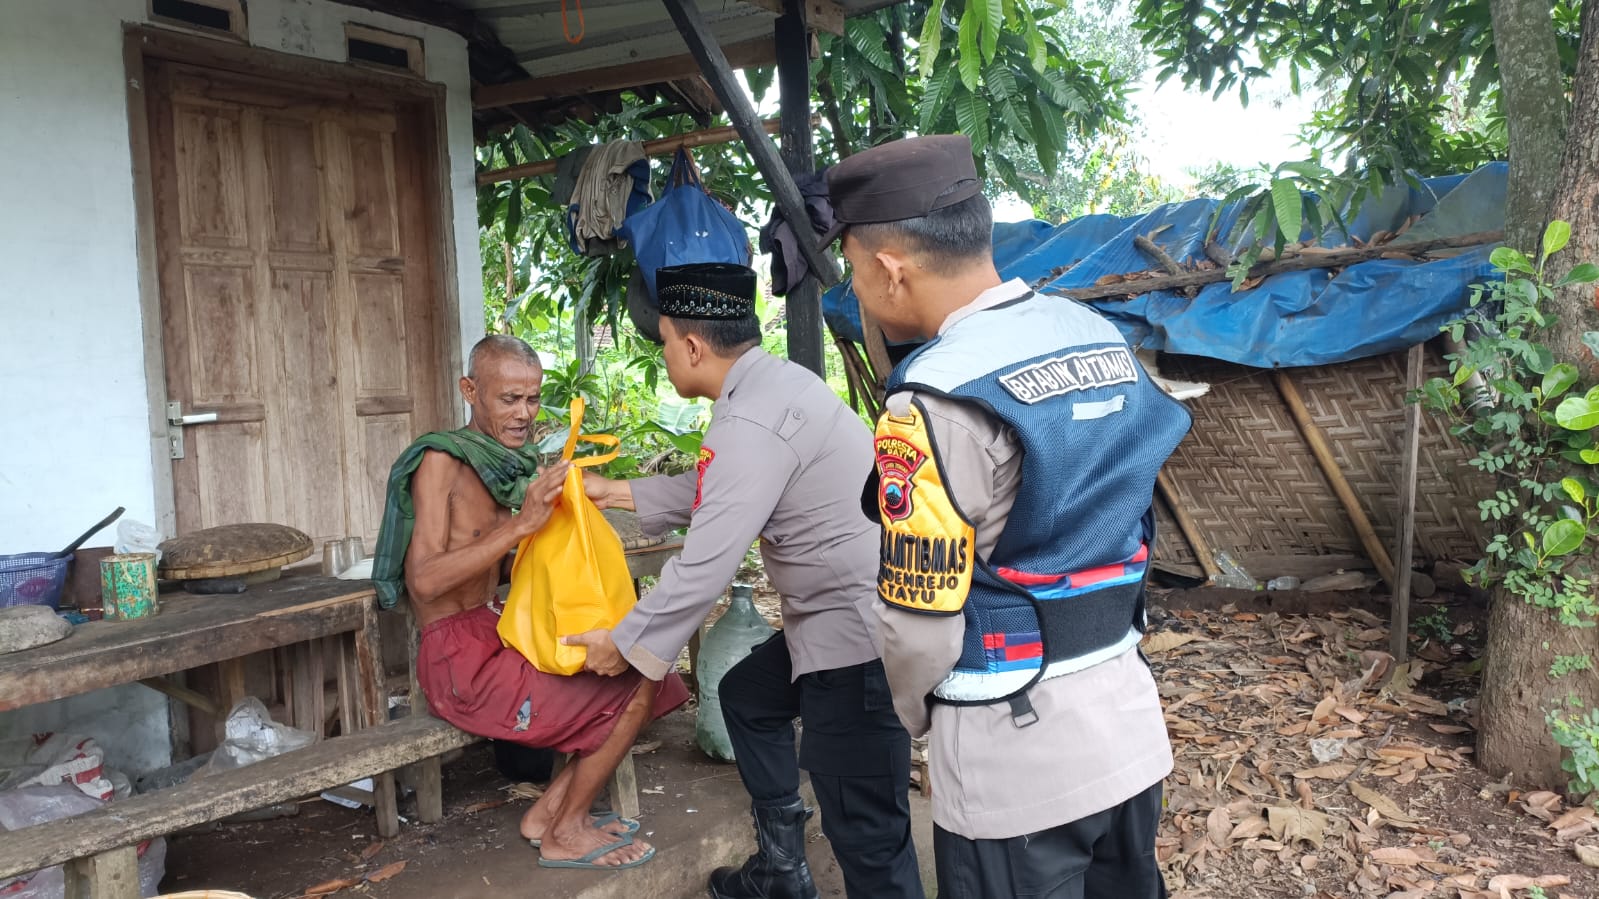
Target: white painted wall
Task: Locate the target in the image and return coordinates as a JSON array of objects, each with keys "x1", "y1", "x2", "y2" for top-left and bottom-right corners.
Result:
[{"x1": 0, "y1": 0, "x2": 485, "y2": 773}]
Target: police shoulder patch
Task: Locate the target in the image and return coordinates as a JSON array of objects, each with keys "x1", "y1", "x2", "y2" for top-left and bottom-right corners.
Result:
[{"x1": 873, "y1": 405, "x2": 974, "y2": 616}]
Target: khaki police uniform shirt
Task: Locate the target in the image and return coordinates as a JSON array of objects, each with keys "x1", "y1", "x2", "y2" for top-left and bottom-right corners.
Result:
[
  {"x1": 611, "y1": 348, "x2": 882, "y2": 682},
  {"x1": 875, "y1": 279, "x2": 1174, "y2": 840}
]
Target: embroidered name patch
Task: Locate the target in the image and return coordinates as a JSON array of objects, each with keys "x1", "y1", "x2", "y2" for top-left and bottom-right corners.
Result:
[
  {"x1": 998, "y1": 346, "x2": 1139, "y2": 404},
  {"x1": 693, "y1": 446, "x2": 715, "y2": 510}
]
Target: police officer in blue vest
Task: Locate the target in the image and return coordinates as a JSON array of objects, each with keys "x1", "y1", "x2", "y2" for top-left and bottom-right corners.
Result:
[{"x1": 823, "y1": 135, "x2": 1190, "y2": 898}]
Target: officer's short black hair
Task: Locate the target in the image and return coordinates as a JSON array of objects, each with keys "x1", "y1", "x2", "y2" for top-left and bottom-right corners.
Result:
[
  {"x1": 667, "y1": 314, "x2": 761, "y2": 357},
  {"x1": 847, "y1": 187, "x2": 994, "y2": 275}
]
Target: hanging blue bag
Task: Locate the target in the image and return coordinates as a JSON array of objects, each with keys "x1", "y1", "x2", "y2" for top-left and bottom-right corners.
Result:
[{"x1": 617, "y1": 148, "x2": 751, "y2": 300}]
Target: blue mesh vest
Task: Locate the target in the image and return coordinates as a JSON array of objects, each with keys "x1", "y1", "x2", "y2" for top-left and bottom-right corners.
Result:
[{"x1": 881, "y1": 289, "x2": 1191, "y2": 706}]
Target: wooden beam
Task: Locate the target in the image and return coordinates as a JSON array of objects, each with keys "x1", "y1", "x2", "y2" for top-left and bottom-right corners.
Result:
[
  {"x1": 478, "y1": 118, "x2": 795, "y2": 184},
  {"x1": 1156, "y1": 470, "x2": 1221, "y2": 582},
  {"x1": 63, "y1": 847, "x2": 139, "y2": 899},
  {"x1": 138, "y1": 676, "x2": 221, "y2": 717},
  {"x1": 744, "y1": 0, "x2": 845, "y2": 35},
  {"x1": 474, "y1": 36, "x2": 776, "y2": 109},
  {"x1": 778, "y1": 0, "x2": 825, "y2": 374},
  {"x1": 1054, "y1": 231, "x2": 1504, "y2": 303},
  {"x1": 1273, "y1": 370, "x2": 1397, "y2": 588},
  {"x1": 1391, "y1": 343, "x2": 1426, "y2": 661},
  {"x1": 660, "y1": 0, "x2": 842, "y2": 287}
]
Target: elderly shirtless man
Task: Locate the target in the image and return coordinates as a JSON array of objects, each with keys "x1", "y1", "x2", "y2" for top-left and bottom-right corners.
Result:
[{"x1": 379, "y1": 335, "x2": 688, "y2": 871}]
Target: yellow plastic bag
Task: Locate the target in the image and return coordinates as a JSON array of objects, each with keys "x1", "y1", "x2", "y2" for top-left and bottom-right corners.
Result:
[{"x1": 497, "y1": 398, "x2": 635, "y2": 675}]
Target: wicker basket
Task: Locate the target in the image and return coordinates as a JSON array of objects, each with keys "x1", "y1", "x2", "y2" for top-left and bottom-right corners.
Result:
[{"x1": 0, "y1": 552, "x2": 72, "y2": 610}]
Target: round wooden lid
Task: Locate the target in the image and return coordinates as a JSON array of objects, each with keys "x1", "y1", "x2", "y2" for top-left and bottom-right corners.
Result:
[{"x1": 157, "y1": 523, "x2": 314, "y2": 580}]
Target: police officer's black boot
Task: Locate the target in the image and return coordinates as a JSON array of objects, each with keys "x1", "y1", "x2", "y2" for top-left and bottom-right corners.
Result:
[{"x1": 707, "y1": 796, "x2": 818, "y2": 899}]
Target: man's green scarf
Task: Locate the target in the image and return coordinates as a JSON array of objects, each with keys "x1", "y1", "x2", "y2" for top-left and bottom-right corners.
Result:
[{"x1": 371, "y1": 428, "x2": 542, "y2": 609}]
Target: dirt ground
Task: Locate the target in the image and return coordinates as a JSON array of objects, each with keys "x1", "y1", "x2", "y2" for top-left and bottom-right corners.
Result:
[
  {"x1": 1148, "y1": 585, "x2": 1598, "y2": 899},
  {"x1": 158, "y1": 583, "x2": 1599, "y2": 899}
]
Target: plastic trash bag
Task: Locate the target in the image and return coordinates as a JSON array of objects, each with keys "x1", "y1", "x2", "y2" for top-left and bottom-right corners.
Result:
[{"x1": 194, "y1": 697, "x2": 316, "y2": 778}]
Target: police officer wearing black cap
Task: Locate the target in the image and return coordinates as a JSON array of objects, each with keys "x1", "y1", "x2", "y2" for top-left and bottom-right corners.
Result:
[
  {"x1": 826, "y1": 135, "x2": 1187, "y2": 899},
  {"x1": 569, "y1": 262, "x2": 924, "y2": 899}
]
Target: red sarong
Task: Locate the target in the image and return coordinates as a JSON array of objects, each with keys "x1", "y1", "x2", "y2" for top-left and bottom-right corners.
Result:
[{"x1": 416, "y1": 605, "x2": 689, "y2": 756}]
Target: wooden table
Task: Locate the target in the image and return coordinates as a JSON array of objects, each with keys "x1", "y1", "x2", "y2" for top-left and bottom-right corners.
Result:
[{"x1": 0, "y1": 574, "x2": 400, "y2": 829}]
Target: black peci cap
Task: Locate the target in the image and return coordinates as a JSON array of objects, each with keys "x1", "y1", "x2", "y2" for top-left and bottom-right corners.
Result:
[
  {"x1": 655, "y1": 263, "x2": 757, "y2": 320},
  {"x1": 821, "y1": 134, "x2": 982, "y2": 245}
]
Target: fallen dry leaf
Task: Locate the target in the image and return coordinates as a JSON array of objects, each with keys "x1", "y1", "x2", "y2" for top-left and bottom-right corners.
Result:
[
  {"x1": 1573, "y1": 840, "x2": 1599, "y2": 868},
  {"x1": 1206, "y1": 806, "x2": 1233, "y2": 848},
  {"x1": 303, "y1": 877, "x2": 361, "y2": 896},
  {"x1": 1487, "y1": 873, "x2": 1570, "y2": 890},
  {"x1": 630, "y1": 739, "x2": 663, "y2": 754},
  {"x1": 359, "y1": 840, "x2": 384, "y2": 861},
  {"x1": 1293, "y1": 763, "x2": 1356, "y2": 780},
  {"x1": 463, "y1": 799, "x2": 508, "y2": 814},
  {"x1": 1349, "y1": 781, "x2": 1418, "y2": 824},
  {"x1": 1229, "y1": 815, "x2": 1270, "y2": 841},
  {"x1": 1143, "y1": 631, "x2": 1200, "y2": 653},
  {"x1": 1267, "y1": 804, "x2": 1328, "y2": 848},
  {"x1": 365, "y1": 860, "x2": 408, "y2": 883},
  {"x1": 1369, "y1": 846, "x2": 1424, "y2": 865},
  {"x1": 1428, "y1": 723, "x2": 1472, "y2": 735}
]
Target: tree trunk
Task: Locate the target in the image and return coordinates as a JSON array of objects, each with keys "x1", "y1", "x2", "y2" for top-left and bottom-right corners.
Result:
[
  {"x1": 1547, "y1": 0, "x2": 1599, "y2": 373},
  {"x1": 1478, "y1": 0, "x2": 1599, "y2": 789},
  {"x1": 1478, "y1": 588, "x2": 1599, "y2": 788},
  {"x1": 1489, "y1": 0, "x2": 1568, "y2": 254}
]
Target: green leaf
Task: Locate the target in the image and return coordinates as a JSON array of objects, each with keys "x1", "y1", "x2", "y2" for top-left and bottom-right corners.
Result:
[
  {"x1": 954, "y1": 91, "x2": 990, "y2": 153},
  {"x1": 1563, "y1": 477, "x2": 1587, "y2": 504},
  {"x1": 1269, "y1": 179, "x2": 1302, "y2": 243},
  {"x1": 979, "y1": 0, "x2": 1002, "y2": 61},
  {"x1": 1543, "y1": 519, "x2": 1587, "y2": 557},
  {"x1": 1544, "y1": 363, "x2": 1580, "y2": 401},
  {"x1": 957, "y1": 8, "x2": 982, "y2": 91},
  {"x1": 1559, "y1": 264, "x2": 1599, "y2": 286},
  {"x1": 1544, "y1": 220, "x2": 1573, "y2": 258},
  {"x1": 1490, "y1": 246, "x2": 1535, "y2": 274},
  {"x1": 918, "y1": 0, "x2": 945, "y2": 78},
  {"x1": 1021, "y1": 4, "x2": 1046, "y2": 72},
  {"x1": 983, "y1": 64, "x2": 1019, "y2": 102},
  {"x1": 846, "y1": 18, "x2": 897, "y2": 74},
  {"x1": 1452, "y1": 365, "x2": 1477, "y2": 388},
  {"x1": 920, "y1": 64, "x2": 959, "y2": 134},
  {"x1": 1584, "y1": 448, "x2": 1599, "y2": 465},
  {"x1": 1556, "y1": 396, "x2": 1599, "y2": 431}
]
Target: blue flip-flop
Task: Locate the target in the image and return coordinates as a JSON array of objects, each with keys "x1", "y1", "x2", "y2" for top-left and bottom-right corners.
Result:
[
  {"x1": 527, "y1": 812, "x2": 641, "y2": 848},
  {"x1": 536, "y1": 832, "x2": 656, "y2": 870}
]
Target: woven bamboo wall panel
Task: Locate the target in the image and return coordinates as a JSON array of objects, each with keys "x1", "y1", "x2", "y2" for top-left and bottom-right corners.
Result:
[{"x1": 1155, "y1": 349, "x2": 1488, "y2": 569}]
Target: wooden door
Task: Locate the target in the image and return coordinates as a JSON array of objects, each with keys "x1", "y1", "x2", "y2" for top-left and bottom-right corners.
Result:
[{"x1": 148, "y1": 60, "x2": 448, "y2": 550}]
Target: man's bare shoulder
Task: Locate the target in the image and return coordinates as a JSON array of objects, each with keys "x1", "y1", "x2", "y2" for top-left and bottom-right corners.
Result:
[{"x1": 415, "y1": 447, "x2": 496, "y2": 509}]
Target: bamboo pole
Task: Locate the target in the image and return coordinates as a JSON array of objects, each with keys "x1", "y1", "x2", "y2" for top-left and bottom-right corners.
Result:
[
  {"x1": 1391, "y1": 343, "x2": 1426, "y2": 660},
  {"x1": 1156, "y1": 470, "x2": 1221, "y2": 581},
  {"x1": 477, "y1": 118, "x2": 797, "y2": 185},
  {"x1": 1272, "y1": 370, "x2": 1397, "y2": 587},
  {"x1": 1057, "y1": 231, "x2": 1504, "y2": 303}
]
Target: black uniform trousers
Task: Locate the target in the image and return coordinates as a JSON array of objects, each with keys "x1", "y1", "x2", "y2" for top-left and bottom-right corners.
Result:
[
  {"x1": 933, "y1": 779, "x2": 1167, "y2": 899},
  {"x1": 720, "y1": 633, "x2": 923, "y2": 899}
]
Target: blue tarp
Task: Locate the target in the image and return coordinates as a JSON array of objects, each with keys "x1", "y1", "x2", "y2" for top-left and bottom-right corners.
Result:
[{"x1": 821, "y1": 163, "x2": 1507, "y2": 368}]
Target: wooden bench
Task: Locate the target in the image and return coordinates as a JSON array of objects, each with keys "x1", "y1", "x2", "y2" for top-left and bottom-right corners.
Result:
[{"x1": 0, "y1": 714, "x2": 477, "y2": 899}]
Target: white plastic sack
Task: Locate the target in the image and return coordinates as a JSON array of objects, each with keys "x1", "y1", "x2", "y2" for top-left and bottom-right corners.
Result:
[
  {"x1": 0, "y1": 734, "x2": 114, "y2": 801},
  {"x1": 0, "y1": 781, "x2": 167, "y2": 898},
  {"x1": 194, "y1": 697, "x2": 315, "y2": 778}
]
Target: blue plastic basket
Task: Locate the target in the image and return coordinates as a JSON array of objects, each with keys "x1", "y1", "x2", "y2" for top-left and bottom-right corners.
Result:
[{"x1": 0, "y1": 552, "x2": 73, "y2": 610}]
